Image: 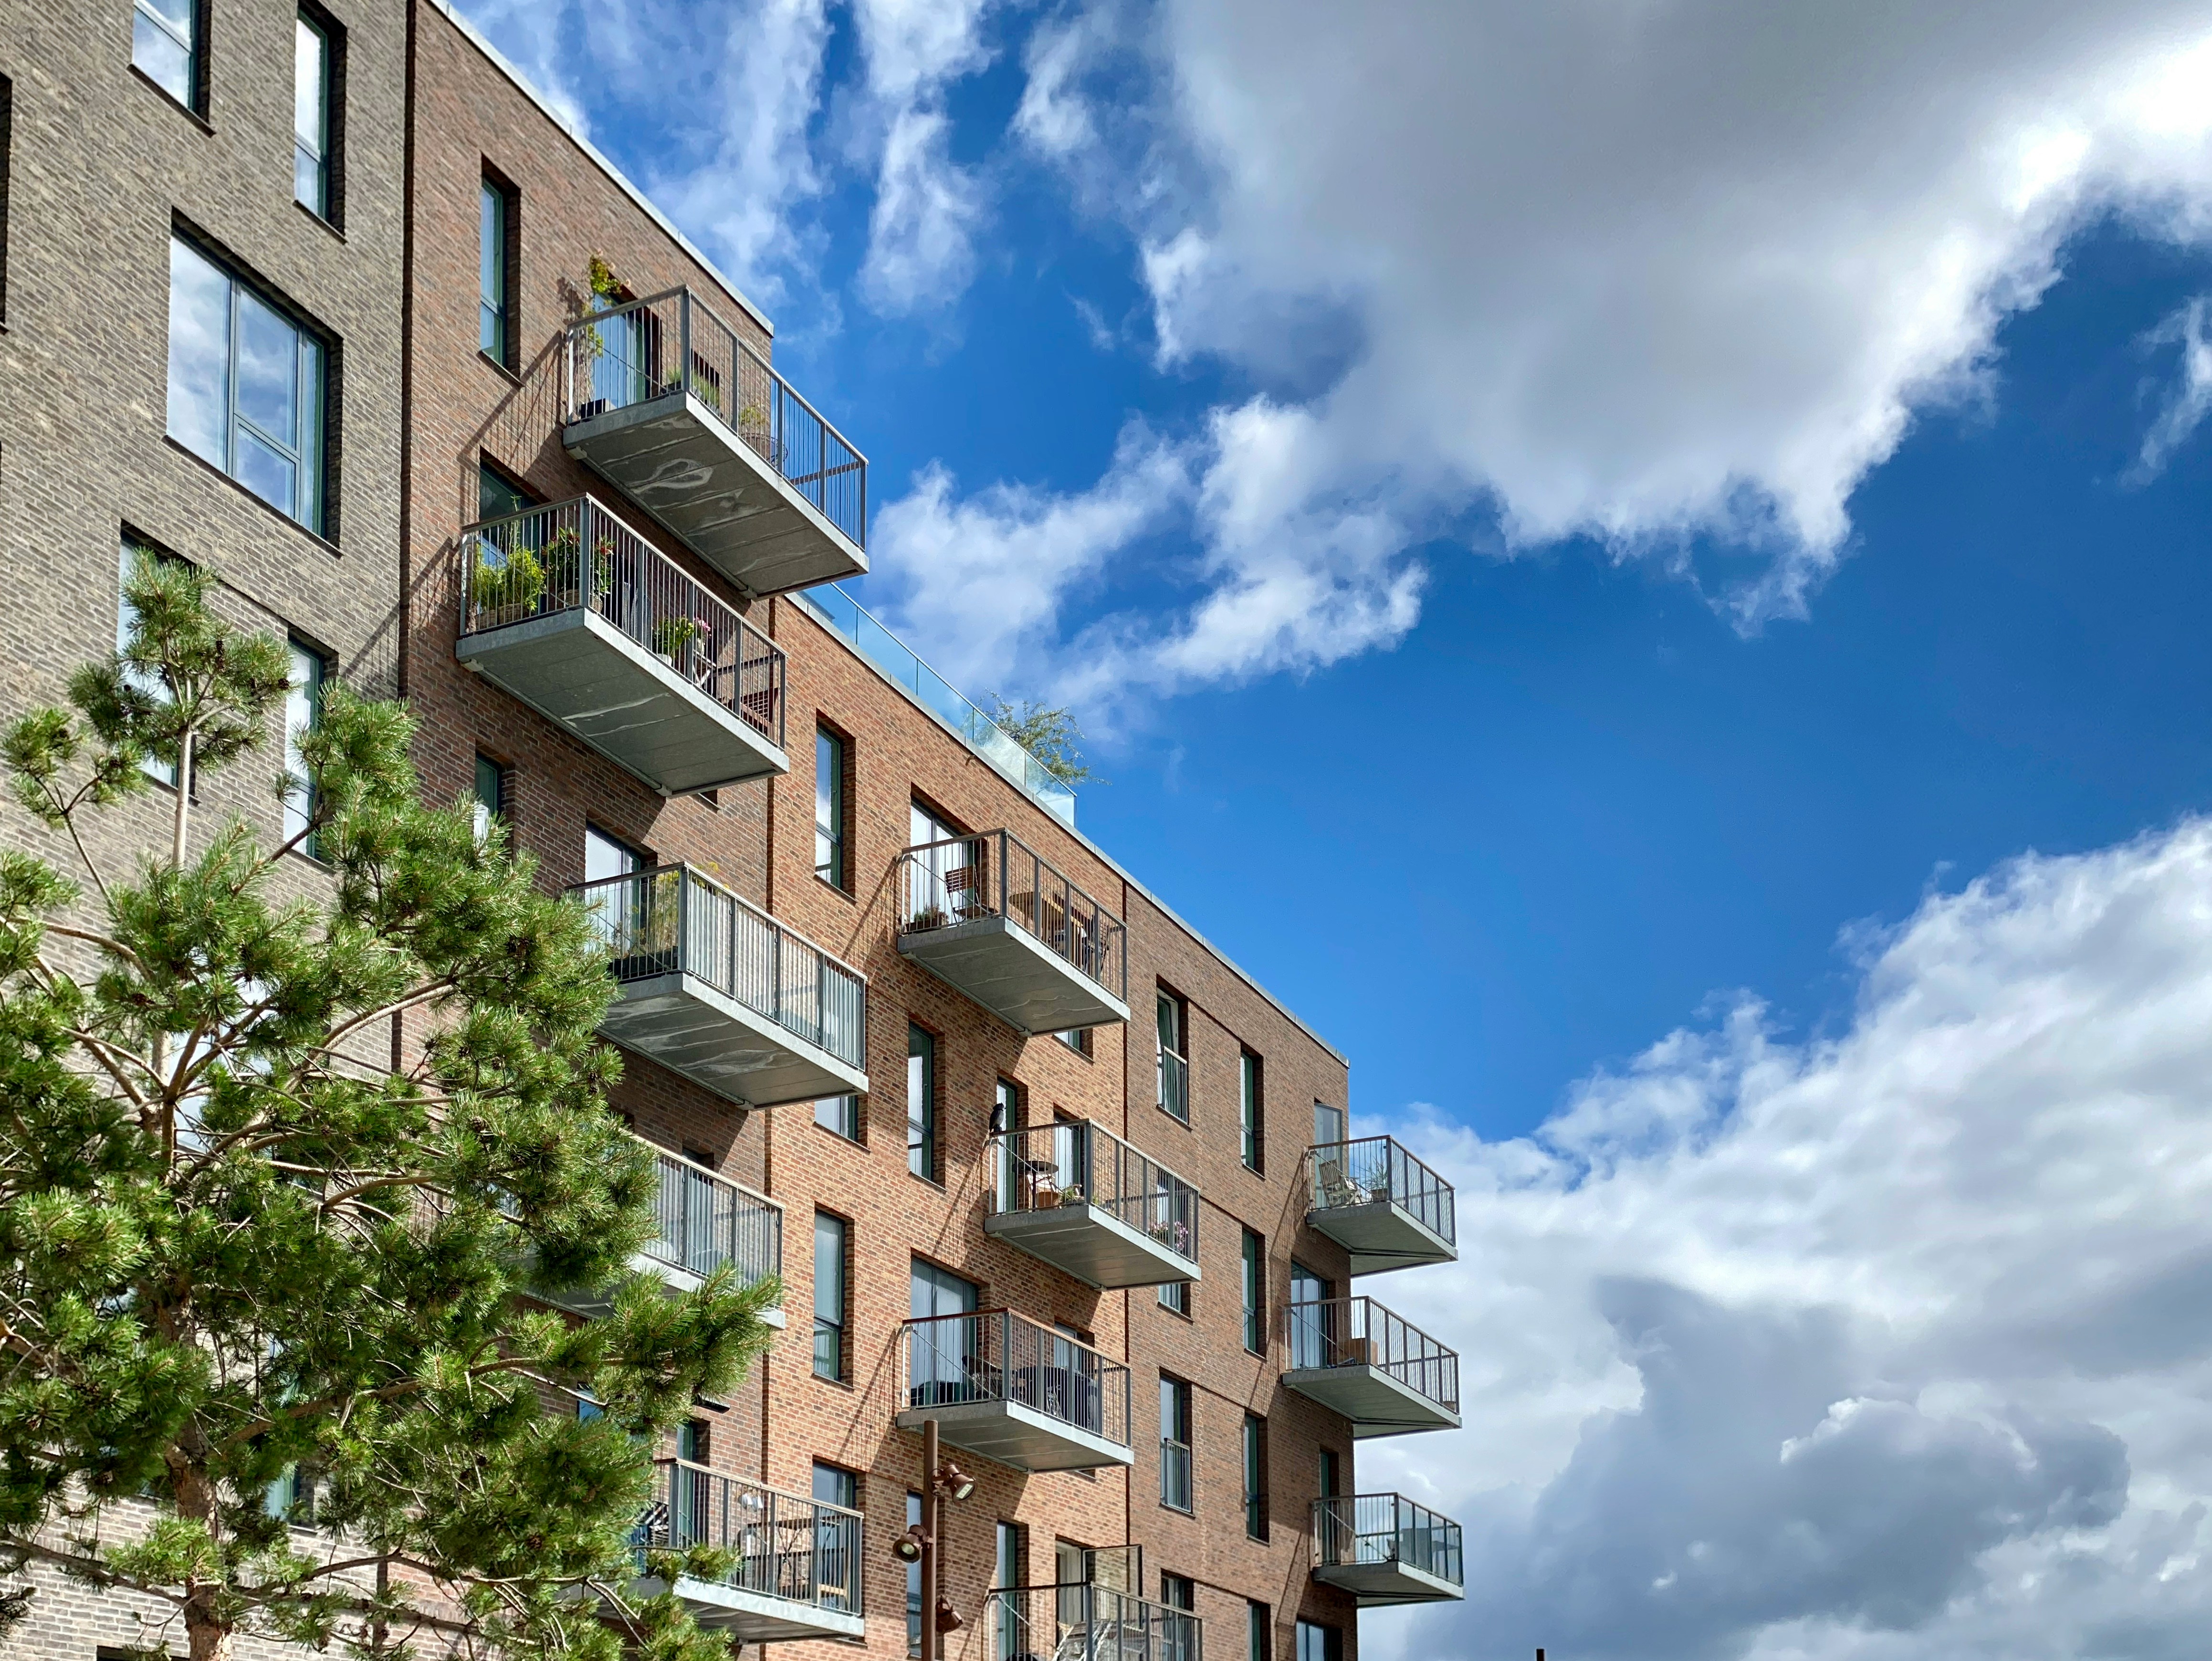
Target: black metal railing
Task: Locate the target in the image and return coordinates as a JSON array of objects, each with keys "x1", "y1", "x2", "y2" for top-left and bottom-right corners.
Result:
[
  {"x1": 569, "y1": 865, "x2": 866, "y2": 1067},
  {"x1": 900, "y1": 1309, "x2": 1130, "y2": 1451},
  {"x1": 565, "y1": 287, "x2": 867, "y2": 549},
  {"x1": 638, "y1": 1139, "x2": 782, "y2": 1290},
  {"x1": 641, "y1": 1461, "x2": 863, "y2": 1615},
  {"x1": 458, "y1": 494, "x2": 787, "y2": 747},
  {"x1": 897, "y1": 830, "x2": 1127, "y2": 1002},
  {"x1": 985, "y1": 1581, "x2": 1200, "y2": 1661},
  {"x1": 1304, "y1": 1136, "x2": 1456, "y2": 1245},
  {"x1": 988, "y1": 1120, "x2": 1197, "y2": 1267},
  {"x1": 1282, "y1": 1296, "x2": 1459, "y2": 1414},
  {"x1": 1313, "y1": 1493, "x2": 1463, "y2": 1588}
]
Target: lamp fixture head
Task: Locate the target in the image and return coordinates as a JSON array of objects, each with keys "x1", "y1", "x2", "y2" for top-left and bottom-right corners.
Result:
[
  {"x1": 936, "y1": 1460, "x2": 976, "y2": 1503},
  {"x1": 935, "y1": 1598, "x2": 965, "y2": 1634},
  {"x1": 891, "y1": 1524, "x2": 928, "y2": 1563}
]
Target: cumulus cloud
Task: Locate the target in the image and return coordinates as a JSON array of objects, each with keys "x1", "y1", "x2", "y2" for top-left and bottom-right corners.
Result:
[
  {"x1": 1352, "y1": 821, "x2": 2212, "y2": 1661},
  {"x1": 2128, "y1": 294, "x2": 2212, "y2": 484}
]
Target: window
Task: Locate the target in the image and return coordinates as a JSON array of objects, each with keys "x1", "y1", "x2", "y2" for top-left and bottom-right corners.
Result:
[
  {"x1": 1161, "y1": 1572, "x2": 1196, "y2": 1661},
  {"x1": 1159, "y1": 1375, "x2": 1192, "y2": 1513},
  {"x1": 1295, "y1": 1621, "x2": 1341, "y2": 1661},
  {"x1": 1317, "y1": 1447, "x2": 1340, "y2": 1501},
  {"x1": 906, "y1": 1492, "x2": 924, "y2": 1656},
  {"x1": 1289, "y1": 1262, "x2": 1329, "y2": 1370},
  {"x1": 472, "y1": 753, "x2": 507, "y2": 844},
  {"x1": 1240, "y1": 1050, "x2": 1263, "y2": 1171},
  {"x1": 575, "y1": 1391, "x2": 603, "y2": 1422},
  {"x1": 284, "y1": 641, "x2": 326, "y2": 854},
  {"x1": 263, "y1": 1464, "x2": 313, "y2": 1524},
  {"x1": 813, "y1": 1461, "x2": 856, "y2": 1509},
  {"x1": 1241, "y1": 1228, "x2": 1265, "y2": 1354},
  {"x1": 478, "y1": 460, "x2": 534, "y2": 523},
  {"x1": 1056, "y1": 1027, "x2": 1092, "y2": 1058},
  {"x1": 995, "y1": 1521, "x2": 1025, "y2": 1661},
  {"x1": 815, "y1": 1093, "x2": 862, "y2": 1143},
  {"x1": 907, "y1": 1023, "x2": 937, "y2": 1182},
  {"x1": 1248, "y1": 1601, "x2": 1270, "y2": 1661},
  {"x1": 118, "y1": 537, "x2": 180, "y2": 788},
  {"x1": 293, "y1": 11, "x2": 335, "y2": 220},
  {"x1": 133, "y1": 0, "x2": 201, "y2": 112},
  {"x1": 815, "y1": 726, "x2": 847, "y2": 888},
  {"x1": 0, "y1": 75, "x2": 13, "y2": 323},
  {"x1": 1243, "y1": 1414, "x2": 1267, "y2": 1540},
  {"x1": 1157, "y1": 991, "x2": 1188, "y2": 1123},
  {"x1": 813, "y1": 1211, "x2": 848, "y2": 1381},
  {"x1": 479, "y1": 174, "x2": 515, "y2": 368},
  {"x1": 1314, "y1": 1101, "x2": 1346, "y2": 1149},
  {"x1": 168, "y1": 235, "x2": 327, "y2": 535},
  {"x1": 584, "y1": 825, "x2": 644, "y2": 884},
  {"x1": 1158, "y1": 1278, "x2": 1189, "y2": 1317},
  {"x1": 990, "y1": 1078, "x2": 1020, "y2": 1210}
]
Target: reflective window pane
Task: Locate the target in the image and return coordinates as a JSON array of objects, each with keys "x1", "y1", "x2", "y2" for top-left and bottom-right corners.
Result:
[{"x1": 165, "y1": 238, "x2": 229, "y2": 466}]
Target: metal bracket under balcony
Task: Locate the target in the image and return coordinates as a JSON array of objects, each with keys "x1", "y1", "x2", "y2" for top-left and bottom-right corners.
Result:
[
  {"x1": 572, "y1": 865, "x2": 869, "y2": 1109},
  {"x1": 1312, "y1": 1495, "x2": 1465, "y2": 1607},
  {"x1": 1306, "y1": 1136, "x2": 1458, "y2": 1275},
  {"x1": 1281, "y1": 1298, "x2": 1461, "y2": 1439},
  {"x1": 896, "y1": 831, "x2": 1131, "y2": 1035},
  {"x1": 541, "y1": 1138, "x2": 785, "y2": 1328},
  {"x1": 457, "y1": 498, "x2": 789, "y2": 796},
  {"x1": 636, "y1": 1462, "x2": 867, "y2": 1642},
  {"x1": 563, "y1": 290, "x2": 867, "y2": 597},
  {"x1": 898, "y1": 1310, "x2": 1134, "y2": 1473},
  {"x1": 984, "y1": 1121, "x2": 1199, "y2": 1289}
]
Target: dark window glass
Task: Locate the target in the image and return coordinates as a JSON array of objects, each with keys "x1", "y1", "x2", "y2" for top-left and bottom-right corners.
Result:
[
  {"x1": 479, "y1": 176, "x2": 514, "y2": 365},
  {"x1": 478, "y1": 460, "x2": 533, "y2": 523},
  {"x1": 472, "y1": 753, "x2": 507, "y2": 844},
  {"x1": 1159, "y1": 1376, "x2": 1192, "y2": 1512},
  {"x1": 908, "y1": 1023, "x2": 937, "y2": 1181},
  {"x1": 1159, "y1": 1277, "x2": 1189, "y2": 1316},
  {"x1": 812, "y1": 1461, "x2": 856, "y2": 1509},
  {"x1": 1157, "y1": 992, "x2": 1188, "y2": 1122},
  {"x1": 1241, "y1": 1228, "x2": 1265, "y2": 1353},
  {"x1": 0, "y1": 74, "x2": 13, "y2": 323},
  {"x1": 1295, "y1": 1622, "x2": 1341, "y2": 1661},
  {"x1": 1248, "y1": 1602, "x2": 1270, "y2": 1661},
  {"x1": 1240, "y1": 1049, "x2": 1263, "y2": 1171},
  {"x1": 1243, "y1": 1414, "x2": 1267, "y2": 1540},
  {"x1": 813, "y1": 1211, "x2": 848, "y2": 1380},
  {"x1": 815, "y1": 726, "x2": 847, "y2": 887}
]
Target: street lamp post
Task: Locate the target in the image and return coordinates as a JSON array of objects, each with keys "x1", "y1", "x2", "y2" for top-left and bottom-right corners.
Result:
[{"x1": 900, "y1": 1420, "x2": 974, "y2": 1661}]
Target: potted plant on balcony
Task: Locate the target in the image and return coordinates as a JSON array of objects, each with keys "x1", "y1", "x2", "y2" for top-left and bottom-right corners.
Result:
[
  {"x1": 651, "y1": 614, "x2": 704, "y2": 665},
  {"x1": 471, "y1": 543, "x2": 545, "y2": 626},
  {"x1": 906, "y1": 903, "x2": 950, "y2": 932}
]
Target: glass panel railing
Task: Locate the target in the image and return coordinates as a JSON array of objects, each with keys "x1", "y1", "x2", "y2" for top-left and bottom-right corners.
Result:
[
  {"x1": 1305, "y1": 1135, "x2": 1457, "y2": 1245},
  {"x1": 645, "y1": 1461, "x2": 864, "y2": 1614},
  {"x1": 900, "y1": 1309, "x2": 1131, "y2": 1449},
  {"x1": 1281, "y1": 1296, "x2": 1459, "y2": 1413},
  {"x1": 565, "y1": 288, "x2": 867, "y2": 548},
  {"x1": 458, "y1": 494, "x2": 786, "y2": 746},
  {"x1": 1313, "y1": 1493, "x2": 1463, "y2": 1587},
  {"x1": 987, "y1": 1121, "x2": 1197, "y2": 1266},
  {"x1": 896, "y1": 830, "x2": 1125, "y2": 1000},
  {"x1": 568, "y1": 865, "x2": 867, "y2": 1067},
  {"x1": 792, "y1": 585, "x2": 1078, "y2": 826}
]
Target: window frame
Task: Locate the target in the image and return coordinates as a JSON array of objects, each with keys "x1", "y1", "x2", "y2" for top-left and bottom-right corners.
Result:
[
  {"x1": 907, "y1": 1022, "x2": 939, "y2": 1184},
  {"x1": 1240, "y1": 1227, "x2": 1265, "y2": 1354},
  {"x1": 133, "y1": 0, "x2": 207, "y2": 116},
  {"x1": 1156, "y1": 988, "x2": 1189, "y2": 1125},
  {"x1": 1239, "y1": 1048, "x2": 1264, "y2": 1172},
  {"x1": 283, "y1": 639, "x2": 328, "y2": 858},
  {"x1": 1158, "y1": 1276, "x2": 1190, "y2": 1318},
  {"x1": 814, "y1": 1092, "x2": 863, "y2": 1144},
  {"x1": 479, "y1": 168, "x2": 519, "y2": 371},
  {"x1": 292, "y1": 5, "x2": 343, "y2": 226},
  {"x1": 472, "y1": 752, "x2": 508, "y2": 845},
  {"x1": 812, "y1": 1209, "x2": 849, "y2": 1382},
  {"x1": 1242, "y1": 1413, "x2": 1268, "y2": 1541},
  {"x1": 1248, "y1": 1601, "x2": 1271, "y2": 1661},
  {"x1": 1294, "y1": 1620, "x2": 1342, "y2": 1661},
  {"x1": 815, "y1": 723, "x2": 849, "y2": 891},
  {"x1": 0, "y1": 74, "x2": 13, "y2": 324},
  {"x1": 1158, "y1": 1374, "x2": 1193, "y2": 1514}
]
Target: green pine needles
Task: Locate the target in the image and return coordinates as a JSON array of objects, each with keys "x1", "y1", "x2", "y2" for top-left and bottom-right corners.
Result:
[{"x1": 0, "y1": 556, "x2": 776, "y2": 1661}]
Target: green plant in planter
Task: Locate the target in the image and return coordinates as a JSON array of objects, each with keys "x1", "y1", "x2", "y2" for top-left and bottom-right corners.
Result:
[
  {"x1": 541, "y1": 526, "x2": 583, "y2": 604},
  {"x1": 472, "y1": 542, "x2": 545, "y2": 619},
  {"x1": 651, "y1": 615, "x2": 704, "y2": 661},
  {"x1": 907, "y1": 904, "x2": 950, "y2": 932}
]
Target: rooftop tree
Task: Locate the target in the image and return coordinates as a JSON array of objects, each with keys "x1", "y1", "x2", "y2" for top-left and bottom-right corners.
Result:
[{"x1": 0, "y1": 555, "x2": 775, "y2": 1661}]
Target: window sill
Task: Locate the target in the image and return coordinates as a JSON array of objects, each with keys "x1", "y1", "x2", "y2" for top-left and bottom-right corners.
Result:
[
  {"x1": 815, "y1": 874, "x2": 857, "y2": 905},
  {"x1": 908, "y1": 1170, "x2": 947, "y2": 1193},
  {"x1": 812, "y1": 1118, "x2": 865, "y2": 1150},
  {"x1": 295, "y1": 200, "x2": 345, "y2": 242},
  {"x1": 1156, "y1": 1104, "x2": 1193, "y2": 1131},
  {"x1": 810, "y1": 1369, "x2": 854, "y2": 1393},
  {"x1": 478, "y1": 350, "x2": 524, "y2": 388},
  {"x1": 162, "y1": 437, "x2": 340, "y2": 555},
  {"x1": 130, "y1": 64, "x2": 213, "y2": 133}
]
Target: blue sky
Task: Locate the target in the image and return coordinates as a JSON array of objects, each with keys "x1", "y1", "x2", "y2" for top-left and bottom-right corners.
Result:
[{"x1": 463, "y1": 4, "x2": 2212, "y2": 1657}]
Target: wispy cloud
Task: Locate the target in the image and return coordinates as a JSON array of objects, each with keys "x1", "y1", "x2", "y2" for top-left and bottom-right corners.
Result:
[{"x1": 2128, "y1": 293, "x2": 2212, "y2": 485}]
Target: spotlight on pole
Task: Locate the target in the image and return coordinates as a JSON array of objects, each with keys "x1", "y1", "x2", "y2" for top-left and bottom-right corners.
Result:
[
  {"x1": 936, "y1": 1460, "x2": 976, "y2": 1503},
  {"x1": 891, "y1": 1524, "x2": 928, "y2": 1563},
  {"x1": 935, "y1": 1598, "x2": 965, "y2": 1634}
]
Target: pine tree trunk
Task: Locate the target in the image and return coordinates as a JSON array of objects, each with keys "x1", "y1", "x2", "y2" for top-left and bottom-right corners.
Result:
[{"x1": 183, "y1": 1598, "x2": 234, "y2": 1661}]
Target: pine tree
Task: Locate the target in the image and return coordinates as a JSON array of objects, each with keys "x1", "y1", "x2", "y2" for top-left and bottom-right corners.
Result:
[{"x1": 0, "y1": 555, "x2": 775, "y2": 1661}]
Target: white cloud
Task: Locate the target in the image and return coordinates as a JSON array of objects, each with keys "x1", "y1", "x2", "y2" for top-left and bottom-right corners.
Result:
[
  {"x1": 853, "y1": 0, "x2": 1000, "y2": 314},
  {"x1": 1352, "y1": 820, "x2": 2212, "y2": 1661},
  {"x1": 2128, "y1": 294, "x2": 2212, "y2": 484}
]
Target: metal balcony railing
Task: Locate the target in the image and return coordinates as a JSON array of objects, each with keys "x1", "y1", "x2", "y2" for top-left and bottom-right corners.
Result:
[
  {"x1": 458, "y1": 495, "x2": 787, "y2": 746},
  {"x1": 1305, "y1": 1136, "x2": 1457, "y2": 1246},
  {"x1": 1313, "y1": 1493, "x2": 1464, "y2": 1588},
  {"x1": 638, "y1": 1139, "x2": 782, "y2": 1288},
  {"x1": 985, "y1": 1581, "x2": 1200, "y2": 1661},
  {"x1": 897, "y1": 830, "x2": 1127, "y2": 999},
  {"x1": 640, "y1": 1461, "x2": 864, "y2": 1615},
  {"x1": 565, "y1": 287, "x2": 867, "y2": 548},
  {"x1": 1283, "y1": 1297, "x2": 1460, "y2": 1414},
  {"x1": 988, "y1": 1121, "x2": 1198, "y2": 1266},
  {"x1": 900, "y1": 1309, "x2": 1131, "y2": 1450},
  {"x1": 569, "y1": 865, "x2": 866, "y2": 1067}
]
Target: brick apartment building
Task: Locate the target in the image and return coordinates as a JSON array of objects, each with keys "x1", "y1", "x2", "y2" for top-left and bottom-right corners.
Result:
[{"x1": 0, "y1": 1, "x2": 1468, "y2": 1659}]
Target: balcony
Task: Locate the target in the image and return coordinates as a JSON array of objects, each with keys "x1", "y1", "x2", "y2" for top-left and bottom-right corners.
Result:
[
  {"x1": 896, "y1": 1308, "x2": 1133, "y2": 1472},
  {"x1": 1305, "y1": 1136, "x2": 1457, "y2": 1275},
  {"x1": 543, "y1": 1138, "x2": 784, "y2": 1327},
  {"x1": 563, "y1": 289, "x2": 867, "y2": 597},
  {"x1": 1312, "y1": 1494, "x2": 1465, "y2": 1607},
  {"x1": 635, "y1": 1461, "x2": 866, "y2": 1642},
  {"x1": 985, "y1": 1120, "x2": 1199, "y2": 1290},
  {"x1": 985, "y1": 1582, "x2": 1199, "y2": 1661},
  {"x1": 571, "y1": 865, "x2": 869, "y2": 1108},
  {"x1": 1281, "y1": 1296, "x2": 1461, "y2": 1438},
  {"x1": 456, "y1": 496, "x2": 788, "y2": 796},
  {"x1": 896, "y1": 831, "x2": 1130, "y2": 1035}
]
